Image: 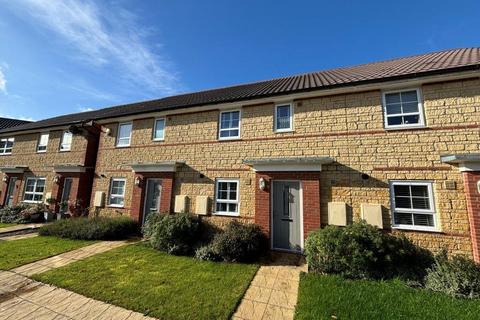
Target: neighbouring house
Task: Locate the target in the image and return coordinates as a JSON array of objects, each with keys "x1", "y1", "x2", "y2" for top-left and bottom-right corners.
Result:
[
  {"x1": 0, "y1": 115, "x2": 100, "y2": 214},
  {"x1": 0, "y1": 48, "x2": 479, "y2": 261},
  {"x1": 0, "y1": 117, "x2": 31, "y2": 130}
]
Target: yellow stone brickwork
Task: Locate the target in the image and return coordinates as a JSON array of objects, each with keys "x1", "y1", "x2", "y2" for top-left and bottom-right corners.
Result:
[
  {"x1": 0, "y1": 130, "x2": 91, "y2": 204},
  {"x1": 92, "y1": 78, "x2": 480, "y2": 257}
]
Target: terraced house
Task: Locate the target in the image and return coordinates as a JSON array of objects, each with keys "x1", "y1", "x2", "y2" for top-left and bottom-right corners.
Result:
[{"x1": 1, "y1": 48, "x2": 479, "y2": 261}]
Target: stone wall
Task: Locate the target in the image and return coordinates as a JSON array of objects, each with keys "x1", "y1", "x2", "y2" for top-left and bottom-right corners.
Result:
[{"x1": 91, "y1": 78, "x2": 480, "y2": 257}]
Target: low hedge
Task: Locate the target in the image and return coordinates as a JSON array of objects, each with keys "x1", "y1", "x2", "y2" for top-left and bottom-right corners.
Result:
[
  {"x1": 39, "y1": 217, "x2": 139, "y2": 240},
  {"x1": 305, "y1": 221, "x2": 433, "y2": 281},
  {"x1": 425, "y1": 250, "x2": 480, "y2": 299}
]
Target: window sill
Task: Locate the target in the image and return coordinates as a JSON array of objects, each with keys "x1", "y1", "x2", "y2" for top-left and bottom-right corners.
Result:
[
  {"x1": 213, "y1": 212, "x2": 240, "y2": 217},
  {"x1": 108, "y1": 205, "x2": 125, "y2": 209},
  {"x1": 152, "y1": 138, "x2": 165, "y2": 142},
  {"x1": 384, "y1": 124, "x2": 426, "y2": 131},
  {"x1": 115, "y1": 145, "x2": 131, "y2": 149},
  {"x1": 0, "y1": 153, "x2": 12, "y2": 156},
  {"x1": 392, "y1": 225, "x2": 440, "y2": 233},
  {"x1": 218, "y1": 137, "x2": 241, "y2": 142},
  {"x1": 59, "y1": 150, "x2": 71, "y2": 153},
  {"x1": 23, "y1": 200, "x2": 44, "y2": 204},
  {"x1": 36, "y1": 151, "x2": 47, "y2": 153},
  {"x1": 274, "y1": 129, "x2": 294, "y2": 134}
]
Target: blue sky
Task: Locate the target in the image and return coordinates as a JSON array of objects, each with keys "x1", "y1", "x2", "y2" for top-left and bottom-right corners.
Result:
[{"x1": 0, "y1": 0, "x2": 478, "y2": 121}]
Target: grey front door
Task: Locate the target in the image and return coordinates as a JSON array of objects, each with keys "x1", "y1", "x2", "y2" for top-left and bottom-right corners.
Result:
[
  {"x1": 272, "y1": 181, "x2": 302, "y2": 251},
  {"x1": 143, "y1": 179, "x2": 162, "y2": 225},
  {"x1": 5, "y1": 177, "x2": 17, "y2": 206}
]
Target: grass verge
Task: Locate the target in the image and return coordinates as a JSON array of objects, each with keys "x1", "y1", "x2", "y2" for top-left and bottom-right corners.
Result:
[
  {"x1": 295, "y1": 273, "x2": 480, "y2": 320},
  {"x1": 33, "y1": 243, "x2": 258, "y2": 320},
  {"x1": 0, "y1": 236, "x2": 94, "y2": 270}
]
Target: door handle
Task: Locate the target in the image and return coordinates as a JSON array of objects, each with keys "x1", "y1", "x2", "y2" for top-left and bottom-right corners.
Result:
[{"x1": 281, "y1": 218, "x2": 293, "y2": 222}]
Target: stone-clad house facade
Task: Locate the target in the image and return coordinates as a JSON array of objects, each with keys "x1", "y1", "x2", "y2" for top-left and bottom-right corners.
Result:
[{"x1": 1, "y1": 48, "x2": 480, "y2": 261}]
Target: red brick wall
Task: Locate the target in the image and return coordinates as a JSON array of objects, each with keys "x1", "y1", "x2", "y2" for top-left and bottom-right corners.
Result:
[
  {"x1": 130, "y1": 172, "x2": 174, "y2": 223},
  {"x1": 254, "y1": 171, "x2": 321, "y2": 248},
  {"x1": 463, "y1": 171, "x2": 480, "y2": 262}
]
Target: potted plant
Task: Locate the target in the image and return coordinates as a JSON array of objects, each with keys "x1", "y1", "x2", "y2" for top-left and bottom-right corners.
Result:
[
  {"x1": 58, "y1": 201, "x2": 68, "y2": 220},
  {"x1": 44, "y1": 197, "x2": 56, "y2": 222}
]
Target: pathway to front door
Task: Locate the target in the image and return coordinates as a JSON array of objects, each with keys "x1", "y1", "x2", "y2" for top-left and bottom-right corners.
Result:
[
  {"x1": 232, "y1": 254, "x2": 306, "y2": 320},
  {"x1": 272, "y1": 181, "x2": 302, "y2": 252}
]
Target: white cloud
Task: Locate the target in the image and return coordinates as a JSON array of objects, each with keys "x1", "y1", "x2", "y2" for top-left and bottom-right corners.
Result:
[
  {"x1": 78, "y1": 107, "x2": 94, "y2": 112},
  {"x1": 0, "y1": 67, "x2": 7, "y2": 94},
  {"x1": 6, "y1": 0, "x2": 180, "y2": 95},
  {"x1": 0, "y1": 113, "x2": 34, "y2": 121}
]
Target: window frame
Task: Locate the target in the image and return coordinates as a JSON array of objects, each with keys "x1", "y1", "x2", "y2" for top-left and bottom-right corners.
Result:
[
  {"x1": 214, "y1": 178, "x2": 240, "y2": 216},
  {"x1": 37, "y1": 133, "x2": 49, "y2": 153},
  {"x1": 116, "y1": 122, "x2": 133, "y2": 148},
  {"x1": 59, "y1": 131, "x2": 73, "y2": 152},
  {"x1": 152, "y1": 117, "x2": 166, "y2": 141},
  {"x1": 218, "y1": 109, "x2": 241, "y2": 140},
  {"x1": 382, "y1": 88, "x2": 425, "y2": 130},
  {"x1": 0, "y1": 137, "x2": 14, "y2": 155},
  {"x1": 389, "y1": 180, "x2": 438, "y2": 232},
  {"x1": 274, "y1": 103, "x2": 294, "y2": 132},
  {"x1": 23, "y1": 177, "x2": 46, "y2": 203},
  {"x1": 108, "y1": 178, "x2": 127, "y2": 208}
]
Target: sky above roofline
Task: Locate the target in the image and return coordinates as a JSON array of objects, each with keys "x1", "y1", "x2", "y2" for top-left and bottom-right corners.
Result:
[{"x1": 0, "y1": 0, "x2": 479, "y2": 121}]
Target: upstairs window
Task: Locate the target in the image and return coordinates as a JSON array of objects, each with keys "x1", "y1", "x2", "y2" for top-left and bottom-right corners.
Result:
[
  {"x1": 153, "y1": 118, "x2": 166, "y2": 141},
  {"x1": 0, "y1": 138, "x2": 14, "y2": 155},
  {"x1": 219, "y1": 110, "x2": 241, "y2": 140},
  {"x1": 383, "y1": 89, "x2": 425, "y2": 129},
  {"x1": 275, "y1": 103, "x2": 293, "y2": 132},
  {"x1": 390, "y1": 181, "x2": 437, "y2": 231},
  {"x1": 60, "y1": 131, "x2": 73, "y2": 151},
  {"x1": 116, "y1": 122, "x2": 132, "y2": 147},
  {"x1": 37, "y1": 133, "x2": 49, "y2": 153},
  {"x1": 23, "y1": 177, "x2": 46, "y2": 203},
  {"x1": 108, "y1": 178, "x2": 126, "y2": 207},
  {"x1": 215, "y1": 179, "x2": 240, "y2": 216}
]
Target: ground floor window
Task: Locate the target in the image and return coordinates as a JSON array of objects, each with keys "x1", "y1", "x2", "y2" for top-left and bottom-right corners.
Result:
[
  {"x1": 215, "y1": 179, "x2": 239, "y2": 216},
  {"x1": 108, "y1": 178, "x2": 126, "y2": 207},
  {"x1": 23, "y1": 177, "x2": 46, "y2": 203},
  {"x1": 390, "y1": 181, "x2": 437, "y2": 231}
]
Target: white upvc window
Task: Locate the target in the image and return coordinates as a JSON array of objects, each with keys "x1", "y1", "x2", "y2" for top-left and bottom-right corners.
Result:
[
  {"x1": 116, "y1": 122, "x2": 132, "y2": 147},
  {"x1": 215, "y1": 179, "x2": 240, "y2": 216},
  {"x1": 274, "y1": 103, "x2": 293, "y2": 132},
  {"x1": 153, "y1": 118, "x2": 166, "y2": 141},
  {"x1": 382, "y1": 88, "x2": 425, "y2": 129},
  {"x1": 0, "y1": 138, "x2": 14, "y2": 155},
  {"x1": 390, "y1": 181, "x2": 438, "y2": 231},
  {"x1": 37, "y1": 133, "x2": 49, "y2": 153},
  {"x1": 108, "y1": 178, "x2": 126, "y2": 207},
  {"x1": 60, "y1": 131, "x2": 73, "y2": 151},
  {"x1": 23, "y1": 177, "x2": 46, "y2": 203},
  {"x1": 219, "y1": 110, "x2": 241, "y2": 140}
]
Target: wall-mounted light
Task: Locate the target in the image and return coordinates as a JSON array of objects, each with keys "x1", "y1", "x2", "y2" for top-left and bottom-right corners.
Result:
[
  {"x1": 2, "y1": 176, "x2": 8, "y2": 183},
  {"x1": 259, "y1": 177, "x2": 266, "y2": 191},
  {"x1": 135, "y1": 176, "x2": 142, "y2": 187},
  {"x1": 53, "y1": 175, "x2": 61, "y2": 184},
  {"x1": 104, "y1": 128, "x2": 111, "y2": 136}
]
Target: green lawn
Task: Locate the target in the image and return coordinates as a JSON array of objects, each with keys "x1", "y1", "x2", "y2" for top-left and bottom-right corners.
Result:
[
  {"x1": 0, "y1": 222, "x2": 15, "y2": 228},
  {"x1": 296, "y1": 273, "x2": 480, "y2": 320},
  {"x1": 33, "y1": 243, "x2": 258, "y2": 320},
  {"x1": 0, "y1": 236, "x2": 94, "y2": 270}
]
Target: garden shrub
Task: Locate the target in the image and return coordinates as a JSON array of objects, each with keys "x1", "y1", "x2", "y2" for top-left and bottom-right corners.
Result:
[
  {"x1": 0, "y1": 204, "x2": 45, "y2": 224},
  {"x1": 148, "y1": 213, "x2": 201, "y2": 255},
  {"x1": 194, "y1": 244, "x2": 222, "y2": 262},
  {"x1": 39, "y1": 217, "x2": 139, "y2": 240},
  {"x1": 425, "y1": 250, "x2": 480, "y2": 298},
  {"x1": 142, "y1": 212, "x2": 164, "y2": 238},
  {"x1": 305, "y1": 221, "x2": 433, "y2": 281},
  {"x1": 211, "y1": 220, "x2": 268, "y2": 263}
]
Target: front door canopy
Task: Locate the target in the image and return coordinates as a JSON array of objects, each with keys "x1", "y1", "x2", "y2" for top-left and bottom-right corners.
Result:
[
  {"x1": 54, "y1": 165, "x2": 89, "y2": 173},
  {"x1": 243, "y1": 157, "x2": 334, "y2": 172},
  {"x1": 441, "y1": 153, "x2": 480, "y2": 172},
  {"x1": 130, "y1": 161, "x2": 186, "y2": 173},
  {"x1": 0, "y1": 166, "x2": 28, "y2": 174}
]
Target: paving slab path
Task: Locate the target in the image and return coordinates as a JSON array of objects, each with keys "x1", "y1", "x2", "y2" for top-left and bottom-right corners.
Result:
[
  {"x1": 0, "y1": 240, "x2": 155, "y2": 320},
  {"x1": 232, "y1": 254, "x2": 307, "y2": 320}
]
